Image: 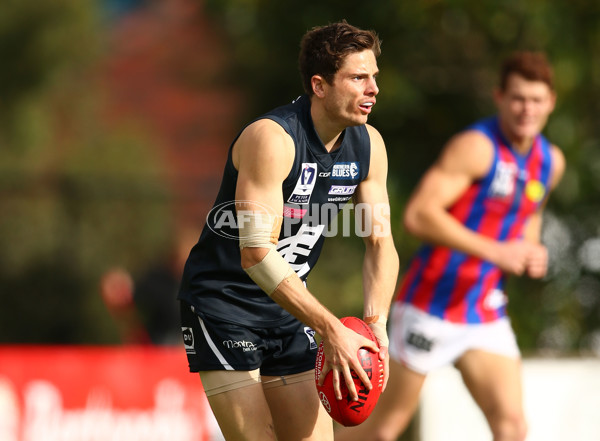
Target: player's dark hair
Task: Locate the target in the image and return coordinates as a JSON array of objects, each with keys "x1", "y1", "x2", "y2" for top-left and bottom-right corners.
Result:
[
  {"x1": 500, "y1": 51, "x2": 554, "y2": 90},
  {"x1": 299, "y1": 20, "x2": 381, "y2": 95}
]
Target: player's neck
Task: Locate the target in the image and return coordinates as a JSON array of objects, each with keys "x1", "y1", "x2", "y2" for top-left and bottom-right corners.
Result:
[
  {"x1": 310, "y1": 105, "x2": 344, "y2": 152},
  {"x1": 510, "y1": 137, "x2": 534, "y2": 155},
  {"x1": 498, "y1": 120, "x2": 536, "y2": 155}
]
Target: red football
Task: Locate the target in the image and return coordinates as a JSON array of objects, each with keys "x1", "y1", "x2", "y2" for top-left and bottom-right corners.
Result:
[{"x1": 314, "y1": 316, "x2": 384, "y2": 426}]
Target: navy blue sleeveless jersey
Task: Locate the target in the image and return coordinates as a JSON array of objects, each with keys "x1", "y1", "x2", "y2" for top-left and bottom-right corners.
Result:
[{"x1": 178, "y1": 95, "x2": 372, "y2": 327}]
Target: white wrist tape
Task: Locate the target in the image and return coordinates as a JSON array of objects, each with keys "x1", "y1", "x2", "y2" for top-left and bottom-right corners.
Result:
[
  {"x1": 237, "y1": 209, "x2": 294, "y2": 295},
  {"x1": 364, "y1": 315, "x2": 389, "y2": 348},
  {"x1": 244, "y1": 248, "x2": 295, "y2": 295}
]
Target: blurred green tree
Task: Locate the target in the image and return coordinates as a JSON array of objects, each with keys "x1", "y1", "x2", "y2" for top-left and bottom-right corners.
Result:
[{"x1": 0, "y1": 0, "x2": 174, "y2": 343}]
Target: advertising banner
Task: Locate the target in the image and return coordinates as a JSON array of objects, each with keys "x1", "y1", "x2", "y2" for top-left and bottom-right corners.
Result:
[{"x1": 0, "y1": 346, "x2": 223, "y2": 441}]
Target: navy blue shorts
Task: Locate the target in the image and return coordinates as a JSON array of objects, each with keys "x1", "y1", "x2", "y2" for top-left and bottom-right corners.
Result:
[{"x1": 180, "y1": 301, "x2": 318, "y2": 376}]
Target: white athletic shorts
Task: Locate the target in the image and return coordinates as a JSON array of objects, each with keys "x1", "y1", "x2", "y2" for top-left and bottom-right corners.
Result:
[{"x1": 388, "y1": 302, "x2": 520, "y2": 375}]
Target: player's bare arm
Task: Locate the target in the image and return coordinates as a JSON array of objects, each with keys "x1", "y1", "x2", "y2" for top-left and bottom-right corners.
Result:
[
  {"x1": 403, "y1": 130, "x2": 535, "y2": 275},
  {"x1": 549, "y1": 144, "x2": 566, "y2": 192},
  {"x1": 234, "y1": 118, "x2": 375, "y2": 401},
  {"x1": 522, "y1": 143, "x2": 566, "y2": 278},
  {"x1": 353, "y1": 125, "x2": 399, "y2": 389},
  {"x1": 403, "y1": 130, "x2": 493, "y2": 253}
]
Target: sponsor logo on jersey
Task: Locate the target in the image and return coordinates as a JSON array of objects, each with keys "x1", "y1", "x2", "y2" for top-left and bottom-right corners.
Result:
[
  {"x1": 525, "y1": 179, "x2": 546, "y2": 203},
  {"x1": 489, "y1": 160, "x2": 517, "y2": 198},
  {"x1": 483, "y1": 288, "x2": 508, "y2": 310},
  {"x1": 223, "y1": 339, "x2": 257, "y2": 352},
  {"x1": 327, "y1": 185, "x2": 356, "y2": 203},
  {"x1": 327, "y1": 196, "x2": 353, "y2": 202},
  {"x1": 328, "y1": 185, "x2": 357, "y2": 195},
  {"x1": 406, "y1": 331, "x2": 434, "y2": 352},
  {"x1": 288, "y1": 163, "x2": 317, "y2": 204},
  {"x1": 182, "y1": 327, "x2": 195, "y2": 354},
  {"x1": 283, "y1": 205, "x2": 307, "y2": 219},
  {"x1": 331, "y1": 162, "x2": 359, "y2": 180}
]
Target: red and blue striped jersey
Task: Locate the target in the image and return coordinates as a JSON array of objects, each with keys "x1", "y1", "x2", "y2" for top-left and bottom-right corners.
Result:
[{"x1": 396, "y1": 116, "x2": 555, "y2": 323}]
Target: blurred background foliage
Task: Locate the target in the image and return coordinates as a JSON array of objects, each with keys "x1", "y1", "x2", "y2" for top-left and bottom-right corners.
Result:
[
  {"x1": 1, "y1": 0, "x2": 599, "y2": 356},
  {"x1": 0, "y1": 0, "x2": 174, "y2": 343}
]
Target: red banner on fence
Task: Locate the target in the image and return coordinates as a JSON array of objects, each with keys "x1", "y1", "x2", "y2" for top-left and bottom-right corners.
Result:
[{"x1": 0, "y1": 345, "x2": 222, "y2": 441}]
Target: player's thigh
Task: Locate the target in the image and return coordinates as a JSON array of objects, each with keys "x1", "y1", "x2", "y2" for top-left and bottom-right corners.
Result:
[
  {"x1": 455, "y1": 350, "x2": 524, "y2": 419},
  {"x1": 262, "y1": 371, "x2": 333, "y2": 441},
  {"x1": 377, "y1": 358, "x2": 426, "y2": 419},
  {"x1": 201, "y1": 370, "x2": 276, "y2": 441},
  {"x1": 363, "y1": 359, "x2": 425, "y2": 437}
]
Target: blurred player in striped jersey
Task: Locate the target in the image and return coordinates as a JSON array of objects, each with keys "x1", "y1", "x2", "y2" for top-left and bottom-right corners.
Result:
[{"x1": 337, "y1": 51, "x2": 565, "y2": 441}]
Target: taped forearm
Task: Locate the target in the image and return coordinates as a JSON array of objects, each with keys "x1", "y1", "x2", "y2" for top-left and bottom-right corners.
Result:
[
  {"x1": 244, "y1": 248, "x2": 295, "y2": 295},
  {"x1": 238, "y1": 209, "x2": 294, "y2": 295},
  {"x1": 237, "y1": 210, "x2": 282, "y2": 249}
]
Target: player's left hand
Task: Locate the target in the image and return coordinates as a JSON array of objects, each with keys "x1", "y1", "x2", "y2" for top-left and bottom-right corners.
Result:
[
  {"x1": 526, "y1": 243, "x2": 548, "y2": 279},
  {"x1": 365, "y1": 316, "x2": 390, "y2": 390}
]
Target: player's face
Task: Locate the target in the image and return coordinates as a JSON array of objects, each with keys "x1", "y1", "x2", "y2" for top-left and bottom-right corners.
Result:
[
  {"x1": 322, "y1": 49, "x2": 379, "y2": 127},
  {"x1": 494, "y1": 73, "x2": 556, "y2": 143}
]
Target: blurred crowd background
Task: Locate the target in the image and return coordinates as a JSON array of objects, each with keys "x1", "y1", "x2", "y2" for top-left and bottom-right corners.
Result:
[{"x1": 1, "y1": 0, "x2": 599, "y2": 358}]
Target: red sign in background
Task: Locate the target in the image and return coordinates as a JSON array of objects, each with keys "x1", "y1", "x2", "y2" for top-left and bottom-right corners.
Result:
[{"x1": 0, "y1": 346, "x2": 222, "y2": 441}]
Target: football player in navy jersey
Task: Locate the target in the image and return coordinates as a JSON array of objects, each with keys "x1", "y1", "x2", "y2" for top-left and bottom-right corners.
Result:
[
  {"x1": 336, "y1": 52, "x2": 565, "y2": 441},
  {"x1": 178, "y1": 21, "x2": 399, "y2": 441}
]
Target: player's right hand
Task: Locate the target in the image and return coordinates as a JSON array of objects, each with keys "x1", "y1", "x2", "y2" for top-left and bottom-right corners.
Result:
[{"x1": 318, "y1": 322, "x2": 378, "y2": 401}]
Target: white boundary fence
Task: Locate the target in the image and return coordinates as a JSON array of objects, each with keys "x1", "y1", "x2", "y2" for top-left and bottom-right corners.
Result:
[{"x1": 420, "y1": 358, "x2": 600, "y2": 441}]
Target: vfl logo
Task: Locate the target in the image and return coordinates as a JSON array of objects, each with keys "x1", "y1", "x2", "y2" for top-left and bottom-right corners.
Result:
[
  {"x1": 302, "y1": 165, "x2": 316, "y2": 186},
  {"x1": 304, "y1": 326, "x2": 317, "y2": 349},
  {"x1": 288, "y1": 163, "x2": 318, "y2": 204}
]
